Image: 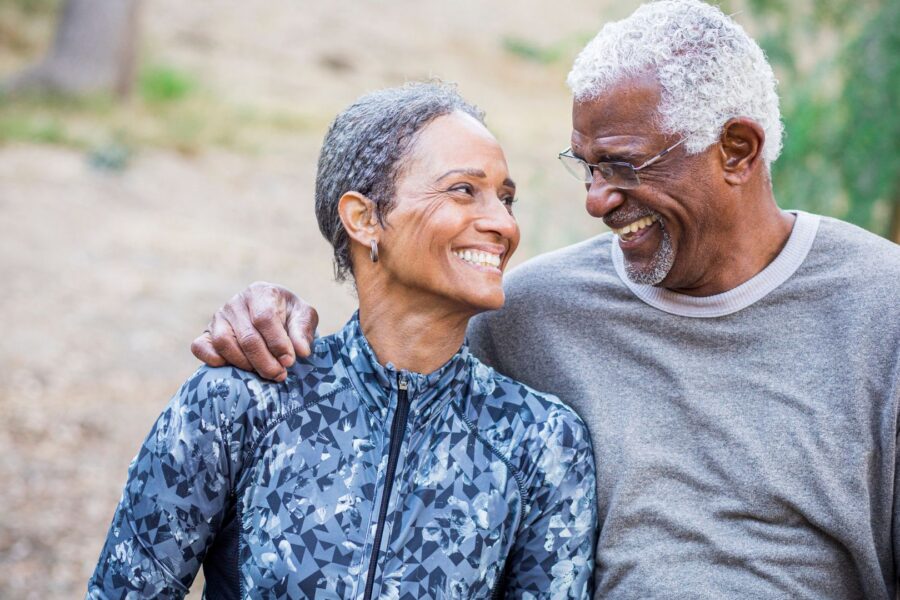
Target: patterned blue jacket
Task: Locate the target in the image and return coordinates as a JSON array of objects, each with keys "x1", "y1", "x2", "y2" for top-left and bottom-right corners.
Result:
[{"x1": 88, "y1": 314, "x2": 597, "y2": 599}]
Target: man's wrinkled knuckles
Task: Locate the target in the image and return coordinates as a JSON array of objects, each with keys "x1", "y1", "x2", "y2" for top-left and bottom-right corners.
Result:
[
  {"x1": 235, "y1": 328, "x2": 269, "y2": 353},
  {"x1": 221, "y1": 300, "x2": 245, "y2": 324},
  {"x1": 209, "y1": 332, "x2": 240, "y2": 356},
  {"x1": 249, "y1": 306, "x2": 280, "y2": 331},
  {"x1": 217, "y1": 346, "x2": 254, "y2": 372},
  {"x1": 303, "y1": 308, "x2": 321, "y2": 331},
  {"x1": 288, "y1": 306, "x2": 319, "y2": 334},
  {"x1": 209, "y1": 314, "x2": 236, "y2": 342},
  {"x1": 263, "y1": 335, "x2": 294, "y2": 359},
  {"x1": 233, "y1": 330, "x2": 285, "y2": 377},
  {"x1": 247, "y1": 281, "x2": 285, "y2": 303},
  {"x1": 190, "y1": 335, "x2": 225, "y2": 365}
]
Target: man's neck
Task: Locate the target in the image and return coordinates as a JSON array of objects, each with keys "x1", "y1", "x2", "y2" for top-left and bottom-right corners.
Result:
[{"x1": 667, "y1": 202, "x2": 796, "y2": 297}]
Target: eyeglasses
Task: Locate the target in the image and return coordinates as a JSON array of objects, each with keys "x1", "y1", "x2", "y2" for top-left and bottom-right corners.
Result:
[{"x1": 557, "y1": 138, "x2": 685, "y2": 189}]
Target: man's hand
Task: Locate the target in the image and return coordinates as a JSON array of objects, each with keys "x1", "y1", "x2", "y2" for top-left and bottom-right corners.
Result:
[{"x1": 191, "y1": 282, "x2": 318, "y2": 382}]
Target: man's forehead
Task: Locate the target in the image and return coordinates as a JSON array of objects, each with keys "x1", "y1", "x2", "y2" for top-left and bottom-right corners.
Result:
[
  {"x1": 570, "y1": 131, "x2": 648, "y2": 154},
  {"x1": 571, "y1": 73, "x2": 663, "y2": 142}
]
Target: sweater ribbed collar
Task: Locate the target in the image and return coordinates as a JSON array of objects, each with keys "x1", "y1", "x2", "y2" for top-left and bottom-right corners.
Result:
[{"x1": 611, "y1": 210, "x2": 820, "y2": 318}]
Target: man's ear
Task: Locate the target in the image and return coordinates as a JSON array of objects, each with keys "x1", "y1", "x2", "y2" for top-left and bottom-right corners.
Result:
[
  {"x1": 338, "y1": 191, "x2": 380, "y2": 246},
  {"x1": 718, "y1": 117, "x2": 765, "y2": 185}
]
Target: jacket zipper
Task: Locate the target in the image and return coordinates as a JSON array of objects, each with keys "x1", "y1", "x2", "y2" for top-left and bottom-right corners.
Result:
[{"x1": 362, "y1": 374, "x2": 410, "y2": 600}]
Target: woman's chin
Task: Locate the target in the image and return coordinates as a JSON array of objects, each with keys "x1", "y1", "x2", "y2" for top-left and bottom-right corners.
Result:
[{"x1": 455, "y1": 288, "x2": 505, "y2": 314}]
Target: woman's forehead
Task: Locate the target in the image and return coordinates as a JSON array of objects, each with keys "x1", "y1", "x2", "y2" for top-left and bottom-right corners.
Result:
[{"x1": 405, "y1": 113, "x2": 507, "y2": 174}]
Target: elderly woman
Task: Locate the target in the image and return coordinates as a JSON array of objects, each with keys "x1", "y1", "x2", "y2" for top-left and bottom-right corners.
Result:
[{"x1": 88, "y1": 82, "x2": 596, "y2": 599}]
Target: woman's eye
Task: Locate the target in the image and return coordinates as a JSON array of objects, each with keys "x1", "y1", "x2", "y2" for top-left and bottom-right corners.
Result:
[
  {"x1": 502, "y1": 196, "x2": 518, "y2": 210},
  {"x1": 448, "y1": 183, "x2": 474, "y2": 195}
]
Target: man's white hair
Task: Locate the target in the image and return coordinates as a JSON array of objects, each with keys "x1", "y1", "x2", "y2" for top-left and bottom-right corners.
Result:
[{"x1": 567, "y1": 0, "x2": 783, "y2": 166}]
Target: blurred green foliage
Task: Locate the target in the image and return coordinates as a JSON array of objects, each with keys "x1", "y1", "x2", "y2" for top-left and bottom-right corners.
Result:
[
  {"x1": 0, "y1": 0, "x2": 59, "y2": 16},
  {"x1": 501, "y1": 32, "x2": 593, "y2": 66},
  {"x1": 0, "y1": 111, "x2": 66, "y2": 143},
  {"x1": 139, "y1": 64, "x2": 196, "y2": 104},
  {"x1": 733, "y1": 0, "x2": 900, "y2": 240},
  {"x1": 502, "y1": 37, "x2": 564, "y2": 64}
]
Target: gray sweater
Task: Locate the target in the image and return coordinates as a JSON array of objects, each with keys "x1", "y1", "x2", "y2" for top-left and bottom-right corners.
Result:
[{"x1": 468, "y1": 212, "x2": 900, "y2": 599}]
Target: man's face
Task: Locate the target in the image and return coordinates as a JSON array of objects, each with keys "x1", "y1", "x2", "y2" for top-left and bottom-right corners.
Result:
[{"x1": 570, "y1": 73, "x2": 725, "y2": 290}]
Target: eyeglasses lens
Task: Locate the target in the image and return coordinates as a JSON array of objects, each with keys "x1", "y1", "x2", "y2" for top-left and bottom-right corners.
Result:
[
  {"x1": 558, "y1": 153, "x2": 641, "y2": 188},
  {"x1": 560, "y1": 155, "x2": 591, "y2": 182},
  {"x1": 605, "y1": 164, "x2": 640, "y2": 189}
]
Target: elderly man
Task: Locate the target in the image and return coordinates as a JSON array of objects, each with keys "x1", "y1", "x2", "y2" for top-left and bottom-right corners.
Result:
[{"x1": 191, "y1": 0, "x2": 900, "y2": 597}]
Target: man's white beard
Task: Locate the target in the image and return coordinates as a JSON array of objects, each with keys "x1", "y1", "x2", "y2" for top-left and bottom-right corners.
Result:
[{"x1": 623, "y1": 223, "x2": 675, "y2": 286}]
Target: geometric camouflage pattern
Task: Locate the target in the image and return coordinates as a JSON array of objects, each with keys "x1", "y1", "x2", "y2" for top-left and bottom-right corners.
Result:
[{"x1": 88, "y1": 313, "x2": 597, "y2": 599}]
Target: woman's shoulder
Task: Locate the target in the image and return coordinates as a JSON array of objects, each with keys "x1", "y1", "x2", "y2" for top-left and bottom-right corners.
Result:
[
  {"x1": 181, "y1": 334, "x2": 348, "y2": 424},
  {"x1": 463, "y1": 356, "x2": 593, "y2": 461}
]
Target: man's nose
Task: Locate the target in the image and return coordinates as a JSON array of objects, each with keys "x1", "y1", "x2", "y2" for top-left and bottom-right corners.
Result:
[{"x1": 585, "y1": 174, "x2": 626, "y2": 219}]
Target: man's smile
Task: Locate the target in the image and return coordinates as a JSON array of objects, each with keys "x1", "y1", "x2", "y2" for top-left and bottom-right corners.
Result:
[{"x1": 611, "y1": 214, "x2": 660, "y2": 243}]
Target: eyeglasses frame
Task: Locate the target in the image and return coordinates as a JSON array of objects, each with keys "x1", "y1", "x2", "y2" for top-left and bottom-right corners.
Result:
[{"x1": 558, "y1": 138, "x2": 686, "y2": 189}]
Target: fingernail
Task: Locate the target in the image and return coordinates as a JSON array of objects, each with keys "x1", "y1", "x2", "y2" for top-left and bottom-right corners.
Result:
[
  {"x1": 275, "y1": 370, "x2": 287, "y2": 382},
  {"x1": 278, "y1": 354, "x2": 294, "y2": 367}
]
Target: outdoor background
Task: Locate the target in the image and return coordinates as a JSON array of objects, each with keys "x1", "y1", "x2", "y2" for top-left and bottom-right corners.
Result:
[{"x1": 1, "y1": 0, "x2": 896, "y2": 597}]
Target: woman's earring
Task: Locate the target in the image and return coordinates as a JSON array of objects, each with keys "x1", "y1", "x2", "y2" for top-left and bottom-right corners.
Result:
[{"x1": 370, "y1": 239, "x2": 379, "y2": 263}]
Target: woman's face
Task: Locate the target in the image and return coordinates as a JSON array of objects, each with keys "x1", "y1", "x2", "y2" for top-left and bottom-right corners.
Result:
[{"x1": 376, "y1": 111, "x2": 520, "y2": 314}]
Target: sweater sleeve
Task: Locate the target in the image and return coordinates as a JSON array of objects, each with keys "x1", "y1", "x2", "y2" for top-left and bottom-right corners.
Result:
[
  {"x1": 504, "y1": 406, "x2": 598, "y2": 599},
  {"x1": 894, "y1": 426, "x2": 900, "y2": 587},
  {"x1": 87, "y1": 367, "x2": 257, "y2": 598},
  {"x1": 466, "y1": 313, "x2": 503, "y2": 371}
]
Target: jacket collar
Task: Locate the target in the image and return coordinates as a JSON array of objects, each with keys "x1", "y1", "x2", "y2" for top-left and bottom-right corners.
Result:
[{"x1": 337, "y1": 312, "x2": 471, "y2": 426}]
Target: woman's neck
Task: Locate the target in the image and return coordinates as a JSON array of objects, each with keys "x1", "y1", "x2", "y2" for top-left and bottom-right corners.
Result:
[{"x1": 357, "y1": 286, "x2": 472, "y2": 375}]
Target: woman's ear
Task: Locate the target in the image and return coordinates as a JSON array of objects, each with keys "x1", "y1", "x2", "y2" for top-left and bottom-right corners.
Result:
[
  {"x1": 718, "y1": 117, "x2": 765, "y2": 185},
  {"x1": 338, "y1": 192, "x2": 380, "y2": 246}
]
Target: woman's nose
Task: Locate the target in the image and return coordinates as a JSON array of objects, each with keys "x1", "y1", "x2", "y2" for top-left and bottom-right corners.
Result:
[
  {"x1": 585, "y1": 175, "x2": 626, "y2": 219},
  {"x1": 476, "y1": 195, "x2": 519, "y2": 239}
]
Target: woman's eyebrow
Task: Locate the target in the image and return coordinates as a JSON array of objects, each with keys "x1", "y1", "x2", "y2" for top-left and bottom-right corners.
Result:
[
  {"x1": 436, "y1": 168, "x2": 486, "y2": 181},
  {"x1": 436, "y1": 169, "x2": 516, "y2": 189}
]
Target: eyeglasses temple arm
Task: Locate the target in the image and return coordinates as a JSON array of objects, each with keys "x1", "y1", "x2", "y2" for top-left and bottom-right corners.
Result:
[{"x1": 635, "y1": 138, "x2": 686, "y2": 170}]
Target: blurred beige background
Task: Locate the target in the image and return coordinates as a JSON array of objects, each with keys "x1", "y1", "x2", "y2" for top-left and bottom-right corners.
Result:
[
  {"x1": 0, "y1": 0, "x2": 635, "y2": 596},
  {"x1": 8, "y1": 0, "x2": 892, "y2": 596}
]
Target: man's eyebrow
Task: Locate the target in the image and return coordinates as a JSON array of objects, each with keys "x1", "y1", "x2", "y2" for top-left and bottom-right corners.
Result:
[{"x1": 572, "y1": 135, "x2": 647, "y2": 158}]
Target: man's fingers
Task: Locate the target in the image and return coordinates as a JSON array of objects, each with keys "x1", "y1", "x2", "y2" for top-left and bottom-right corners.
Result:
[
  {"x1": 208, "y1": 313, "x2": 256, "y2": 374},
  {"x1": 247, "y1": 293, "x2": 296, "y2": 368},
  {"x1": 287, "y1": 303, "x2": 319, "y2": 358},
  {"x1": 191, "y1": 331, "x2": 227, "y2": 367},
  {"x1": 222, "y1": 304, "x2": 287, "y2": 382}
]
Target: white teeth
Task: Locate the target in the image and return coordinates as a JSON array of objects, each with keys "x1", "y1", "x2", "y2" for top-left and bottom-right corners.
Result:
[
  {"x1": 613, "y1": 214, "x2": 659, "y2": 237},
  {"x1": 453, "y1": 249, "x2": 502, "y2": 268}
]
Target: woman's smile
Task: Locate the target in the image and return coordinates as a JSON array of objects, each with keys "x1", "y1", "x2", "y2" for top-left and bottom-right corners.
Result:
[{"x1": 451, "y1": 243, "x2": 507, "y2": 274}]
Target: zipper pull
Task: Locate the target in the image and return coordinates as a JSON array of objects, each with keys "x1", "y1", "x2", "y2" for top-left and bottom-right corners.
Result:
[{"x1": 398, "y1": 374, "x2": 409, "y2": 391}]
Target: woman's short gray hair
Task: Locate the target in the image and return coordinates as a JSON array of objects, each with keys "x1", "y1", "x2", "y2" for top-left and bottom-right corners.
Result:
[
  {"x1": 567, "y1": 0, "x2": 783, "y2": 167},
  {"x1": 315, "y1": 81, "x2": 484, "y2": 282}
]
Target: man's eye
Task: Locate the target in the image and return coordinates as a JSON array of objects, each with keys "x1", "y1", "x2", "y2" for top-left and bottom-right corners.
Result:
[{"x1": 502, "y1": 195, "x2": 518, "y2": 208}]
